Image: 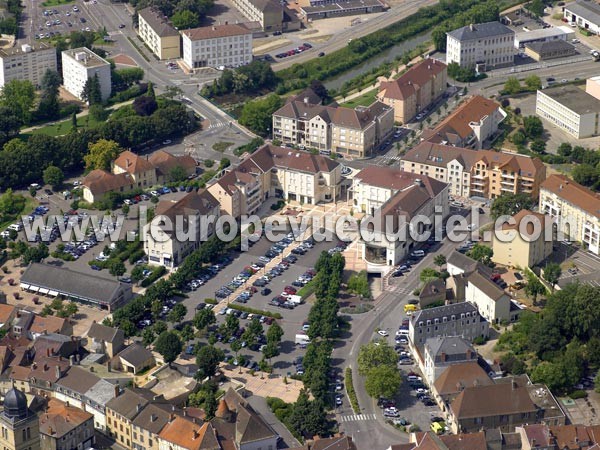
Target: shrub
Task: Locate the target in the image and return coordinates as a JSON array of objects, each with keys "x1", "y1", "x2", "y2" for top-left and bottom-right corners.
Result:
[
  {"x1": 345, "y1": 367, "x2": 360, "y2": 413},
  {"x1": 569, "y1": 390, "x2": 588, "y2": 399},
  {"x1": 205, "y1": 298, "x2": 217, "y2": 305},
  {"x1": 140, "y1": 266, "x2": 167, "y2": 287},
  {"x1": 227, "y1": 304, "x2": 283, "y2": 319}
]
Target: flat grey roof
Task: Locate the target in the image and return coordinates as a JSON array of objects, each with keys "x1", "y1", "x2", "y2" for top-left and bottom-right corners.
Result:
[
  {"x1": 540, "y1": 85, "x2": 600, "y2": 115},
  {"x1": 301, "y1": 0, "x2": 383, "y2": 14}
]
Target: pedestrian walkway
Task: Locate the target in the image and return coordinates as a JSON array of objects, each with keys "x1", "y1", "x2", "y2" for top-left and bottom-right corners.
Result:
[{"x1": 338, "y1": 413, "x2": 377, "y2": 422}]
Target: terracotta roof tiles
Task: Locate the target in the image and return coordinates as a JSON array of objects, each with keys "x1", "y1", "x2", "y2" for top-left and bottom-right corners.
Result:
[
  {"x1": 541, "y1": 174, "x2": 600, "y2": 219},
  {"x1": 379, "y1": 59, "x2": 447, "y2": 101}
]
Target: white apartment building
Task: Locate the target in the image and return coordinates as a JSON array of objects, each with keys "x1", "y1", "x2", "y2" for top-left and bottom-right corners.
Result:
[
  {"x1": 564, "y1": 0, "x2": 600, "y2": 34},
  {"x1": 446, "y1": 21, "x2": 515, "y2": 71},
  {"x1": 62, "y1": 47, "x2": 111, "y2": 102},
  {"x1": 536, "y1": 85, "x2": 600, "y2": 138},
  {"x1": 351, "y1": 167, "x2": 450, "y2": 269},
  {"x1": 0, "y1": 43, "x2": 57, "y2": 88},
  {"x1": 540, "y1": 174, "x2": 600, "y2": 255},
  {"x1": 182, "y1": 24, "x2": 253, "y2": 70}
]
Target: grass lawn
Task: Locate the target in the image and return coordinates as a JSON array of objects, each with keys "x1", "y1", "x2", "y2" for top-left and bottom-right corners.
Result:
[
  {"x1": 212, "y1": 141, "x2": 234, "y2": 152},
  {"x1": 340, "y1": 90, "x2": 377, "y2": 108},
  {"x1": 41, "y1": 0, "x2": 75, "y2": 6},
  {"x1": 27, "y1": 114, "x2": 104, "y2": 137}
]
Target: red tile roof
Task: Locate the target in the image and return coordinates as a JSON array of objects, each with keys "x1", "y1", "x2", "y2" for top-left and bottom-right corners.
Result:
[
  {"x1": 183, "y1": 23, "x2": 252, "y2": 41},
  {"x1": 379, "y1": 58, "x2": 447, "y2": 101},
  {"x1": 541, "y1": 174, "x2": 600, "y2": 219}
]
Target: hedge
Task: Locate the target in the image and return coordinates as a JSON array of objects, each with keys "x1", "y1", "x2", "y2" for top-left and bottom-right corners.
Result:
[
  {"x1": 297, "y1": 280, "x2": 316, "y2": 299},
  {"x1": 345, "y1": 367, "x2": 360, "y2": 413},
  {"x1": 140, "y1": 266, "x2": 167, "y2": 287},
  {"x1": 227, "y1": 304, "x2": 283, "y2": 319}
]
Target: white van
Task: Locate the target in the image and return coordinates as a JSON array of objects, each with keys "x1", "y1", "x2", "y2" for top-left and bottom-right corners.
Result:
[
  {"x1": 8, "y1": 223, "x2": 23, "y2": 232},
  {"x1": 412, "y1": 250, "x2": 425, "y2": 258}
]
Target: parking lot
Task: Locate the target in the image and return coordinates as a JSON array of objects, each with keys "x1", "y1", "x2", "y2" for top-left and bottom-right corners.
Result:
[{"x1": 551, "y1": 241, "x2": 600, "y2": 287}]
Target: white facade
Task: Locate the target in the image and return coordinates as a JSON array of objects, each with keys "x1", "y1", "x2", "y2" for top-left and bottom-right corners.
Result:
[
  {"x1": 0, "y1": 43, "x2": 57, "y2": 88},
  {"x1": 564, "y1": 0, "x2": 600, "y2": 34},
  {"x1": 446, "y1": 22, "x2": 515, "y2": 71},
  {"x1": 62, "y1": 48, "x2": 111, "y2": 102},
  {"x1": 536, "y1": 88, "x2": 600, "y2": 139},
  {"x1": 182, "y1": 25, "x2": 253, "y2": 69},
  {"x1": 514, "y1": 26, "x2": 574, "y2": 49},
  {"x1": 465, "y1": 275, "x2": 511, "y2": 324}
]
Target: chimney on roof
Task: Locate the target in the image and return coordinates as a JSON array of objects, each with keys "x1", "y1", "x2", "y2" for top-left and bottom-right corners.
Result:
[
  {"x1": 304, "y1": 97, "x2": 309, "y2": 104},
  {"x1": 212, "y1": 26, "x2": 216, "y2": 30},
  {"x1": 512, "y1": 379, "x2": 517, "y2": 389},
  {"x1": 466, "y1": 349, "x2": 473, "y2": 359},
  {"x1": 55, "y1": 366, "x2": 60, "y2": 378},
  {"x1": 43, "y1": 363, "x2": 48, "y2": 371},
  {"x1": 151, "y1": 414, "x2": 157, "y2": 422},
  {"x1": 414, "y1": 178, "x2": 424, "y2": 187},
  {"x1": 32, "y1": 362, "x2": 37, "y2": 370},
  {"x1": 48, "y1": 426, "x2": 54, "y2": 435},
  {"x1": 171, "y1": 405, "x2": 175, "y2": 411},
  {"x1": 469, "y1": 23, "x2": 474, "y2": 31},
  {"x1": 169, "y1": 413, "x2": 175, "y2": 422},
  {"x1": 69, "y1": 355, "x2": 75, "y2": 366},
  {"x1": 136, "y1": 403, "x2": 142, "y2": 413},
  {"x1": 114, "y1": 384, "x2": 120, "y2": 398},
  {"x1": 46, "y1": 348, "x2": 50, "y2": 357},
  {"x1": 66, "y1": 401, "x2": 69, "y2": 408},
  {"x1": 75, "y1": 354, "x2": 80, "y2": 363},
  {"x1": 126, "y1": 159, "x2": 131, "y2": 167},
  {"x1": 183, "y1": 408, "x2": 187, "y2": 417},
  {"x1": 440, "y1": 352, "x2": 446, "y2": 362},
  {"x1": 107, "y1": 361, "x2": 112, "y2": 372},
  {"x1": 193, "y1": 429, "x2": 199, "y2": 440},
  {"x1": 90, "y1": 366, "x2": 94, "y2": 372}
]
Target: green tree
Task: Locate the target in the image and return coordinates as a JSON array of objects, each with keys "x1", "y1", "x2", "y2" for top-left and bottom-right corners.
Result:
[
  {"x1": 231, "y1": 339, "x2": 242, "y2": 360},
  {"x1": 238, "y1": 94, "x2": 283, "y2": 136},
  {"x1": 167, "y1": 303, "x2": 187, "y2": 323},
  {"x1": 511, "y1": 131, "x2": 527, "y2": 146},
  {"x1": 22, "y1": 243, "x2": 49, "y2": 264},
  {"x1": 531, "y1": 361, "x2": 569, "y2": 391},
  {"x1": 193, "y1": 308, "x2": 216, "y2": 331},
  {"x1": 490, "y1": 193, "x2": 536, "y2": 219},
  {"x1": 81, "y1": 74, "x2": 102, "y2": 105},
  {"x1": 171, "y1": 10, "x2": 200, "y2": 29},
  {"x1": 155, "y1": 331, "x2": 182, "y2": 366},
  {"x1": 37, "y1": 69, "x2": 62, "y2": 120},
  {"x1": 196, "y1": 345, "x2": 224, "y2": 378},
  {"x1": 558, "y1": 143, "x2": 572, "y2": 157},
  {"x1": 433, "y1": 254, "x2": 446, "y2": 268},
  {"x1": 572, "y1": 164, "x2": 599, "y2": 187},
  {"x1": 154, "y1": 320, "x2": 168, "y2": 335},
  {"x1": 420, "y1": 267, "x2": 441, "y2": 282},
  {"x1": 466, "y1": 244, "x2": 493, "y2": 265},
  {"x1": 142, "y1": 327, "x2": 156, "y2": 345},
  {"x1": 179, "y1": 324, "x2": 194, "y2": 342},
  {"x1": 524, "y1": 75, "x2": 542, "y2": 91},
  {"x1": 503, "y1": 77, "x2": 521, "y2": 95},
  {"x1": 84, "y1": 139, "x2": 122, "y2": 171},
  {"x1": 523, "y1": 115, "x2": 544, "y2": 139},
  {"x1": 530, "y1": 139, "x2": 546, "y2": 153},
  {"x1": 169, "y1": 165, "x2": 188, "y2": 182},
  {"x1": 203, "y1": 389, "x2": 217, "y2": 419},
  {"x1": 0, "y1": 79, "x2": 36, "y2": 124},
  {"x1": 108, "y1": 260, "x2": 126, "y2": 278},
  {"x1": 64, "y1": 302, "x2": 78, "y2": 318},
  {"x1": 347, "y1": 270, "x2": 370, "y2": 298},
  {"x1": 43, "y1": 165, "x2": 64, "y2": 189},
  {"x1": 0, "y1": 106, "x2": 23, "y2": 144},
  {"x1": 525, "y1": 271, "x2": 546, "y2": 303},
  {"x1": 543, "y1": 262, "x2": 562, "y2": 289},
  {"x1": 365, "y1": 365, "x2": 403, "y2": 398},
  {"x1": 357, "y1": 341, "x2": 398, "y2": 376},
  {"x1": 266, "y1": 322, "x2": 284, "y2": 344},
  {"x1": 528, "y1": 0, "x2": 545, "y2": 17},
  {"x1": 89, "y1": 104, "x2": 109, "y2": 122}
]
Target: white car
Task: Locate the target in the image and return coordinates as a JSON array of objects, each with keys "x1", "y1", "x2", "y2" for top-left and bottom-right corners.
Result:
[
  {"x1": 377, "y1": 330, "x2": 389, "y2": 337},
  {"x1": 162, "y1": 139, "x2": 172, "y2": 145},
  {"x1": 123, "y1": 199, "x2": 133, "y2": 205},
  {"x1": 150, "y1": 190, "x2": 160, "y2": 196}
]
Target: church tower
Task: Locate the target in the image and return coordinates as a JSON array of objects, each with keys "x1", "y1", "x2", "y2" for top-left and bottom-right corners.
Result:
[{"x1": 0, "y1": 386, "x2": 40, "y2": 450}]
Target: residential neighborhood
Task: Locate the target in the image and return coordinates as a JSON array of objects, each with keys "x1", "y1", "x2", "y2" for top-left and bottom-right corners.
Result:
[{"x1": 1, "y1": 0, "x2": 600, "y2": 449}]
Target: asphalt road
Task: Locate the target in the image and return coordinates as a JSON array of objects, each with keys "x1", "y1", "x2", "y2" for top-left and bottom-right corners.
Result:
[{"x1": 271, "y1": 0, "x2": 439, "y2": 71}]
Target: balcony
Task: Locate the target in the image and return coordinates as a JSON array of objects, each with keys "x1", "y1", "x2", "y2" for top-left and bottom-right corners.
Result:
[
  {"x1": 500, "y1": 180, "x2": 515, "y2": 187},
  {"x1": 500, "y1": 187, "x2": 515, "y2": 193},
  {"x1": 501, "y1": 172, "x2": 515, "y2": 179}
]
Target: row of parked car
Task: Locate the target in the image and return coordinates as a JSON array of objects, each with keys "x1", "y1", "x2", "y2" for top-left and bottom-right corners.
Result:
[
  {"x1": 275, "y1": 43, "x2": 313, "y2": 58},
  {"x1": 187, "y1": 256, "x2": 234, "y2": 293}
]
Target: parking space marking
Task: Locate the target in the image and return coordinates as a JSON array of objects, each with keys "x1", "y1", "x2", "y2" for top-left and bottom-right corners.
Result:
[{"x1": 339, "y1": 414, "x2": 376, "y2": 422}]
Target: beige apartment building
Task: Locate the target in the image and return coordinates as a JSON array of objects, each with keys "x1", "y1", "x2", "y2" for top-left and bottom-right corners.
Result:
[
  {"x1": 0, "y1": 43, "x2": 57, "y2": 88},
  {"x1": 208, "y1": 144, "x2": 341, "y2": 218},
  {"x1": 493, "y1": 209, "x2": 553, "y2": 269},
  {"x1": 377, "y1": 58, "x2": 447, "y2": 124},
  {"x1": 229, "y1": 0, "x2": 285, "y2": 32},
  {"x1": 137, "y1": 8, "x2": 181, "y2": 60},
  {"x1": 539, "y1": 174, "x2": 600, "y2": 255},
  {"x1": 143, "y1": 189, "x2": 220, "y2": 267},
  {"x1": 272, "y1": 89, "x2": 394, "y2": 158},
  {"x1": 400, "y1": 141, "x2": 546, "y2": 200}
]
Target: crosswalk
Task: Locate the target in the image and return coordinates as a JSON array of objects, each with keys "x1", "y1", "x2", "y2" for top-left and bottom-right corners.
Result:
[
  {"x1": 208, "y1": 122, "x2": 227, "y2": 129},
  {"x1": 339, "y1": 413, "x2": 377, "y2": 422},
  {"x1": 391, "y1": 285, "x2": 414, "y2": 296}
]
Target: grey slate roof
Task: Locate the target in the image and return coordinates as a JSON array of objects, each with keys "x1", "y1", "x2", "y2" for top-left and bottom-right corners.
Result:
[
  {"x1": 425, "y1": 336, "x2": 475, "y2": 360},
  {"x1": 21, "y1": 263, "x2": 129, "y2": 306},
  {"x1": 412, "y1": 302, "x2": 481, "y2": 324},
  {"x1": 132, "y1": 403, "x2": 172, "y2": 435},
  {"x1": 86, "y1": 378, "x2": 117, "y2": 406},
  {"x1": 525, "y1": 39, "x2": 576, "y2": 54},
  {"x1": 447, "y1": 251, "x2": 492, "y2": 277},
  {"x1": 56, "y1": 366, "x2": 101, "y2": 394},
  {"x1": 117, "y1": 343, "x2": 154, "y2": 367},
  {"x1": 87, "y1": 322, "x2": 123, "y2": 344},
  {"x1": 565, "y1": 0, "x2": 600, "y2": 26},
  {"x1": 106, "y1": 389, "x2": 152, "y2": 420},
  {"x1": 447, "y1": 21, "x2": 514, "y2": 42},
  {"x1": 138, "y1": 7, "x2": 179, "y2": 37}
]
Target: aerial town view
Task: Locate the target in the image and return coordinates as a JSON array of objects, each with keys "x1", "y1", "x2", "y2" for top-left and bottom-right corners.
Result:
[{"x1": 1, "y1": 0, "x2": 600, "y2": 448}]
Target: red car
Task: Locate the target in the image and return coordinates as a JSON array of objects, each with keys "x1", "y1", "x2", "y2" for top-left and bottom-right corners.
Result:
[{"x1": 283, "y1": 286, "x2": 297, "y2": 294}]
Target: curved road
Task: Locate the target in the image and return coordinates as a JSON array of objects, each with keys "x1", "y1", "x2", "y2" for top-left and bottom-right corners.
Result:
[{"x1": 272, "y1": 0, "x2": 438, "y2": 71}]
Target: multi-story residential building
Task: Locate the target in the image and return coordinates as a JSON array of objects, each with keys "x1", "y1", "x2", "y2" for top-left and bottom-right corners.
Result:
[
  {"x1": 409, "y1": 302, "x2": 489, "y2": 351},
  {"x1": 446, "y1": 21, "x2": 515, "y2": 71},
  {"x1": 422, "y1": 95, "x2": 507, "y2": 149},
  {"x1": 564, "y1": 0, "x2": 600, "y2": 34},
  {"x1": 423, "y1": 336, "x2": 478, "y2": 385},
  {"x1": 432, "y1": 361, "x2": 493, "y2": 405},
  {"x1": 106, "y1": 389, "x2": 152, "y2": 448},
  {"x1": 182, "y1": 24, "x2": 253, "y2": 70},
  {"x1": 493, "y1": 209, "x2": 553, "y2": 269},
  {"x1": 464, "y1": 269, "x2": 512, "y2": 324},
  {"x1": 447, "y1": 375, "x2": 565, "y2": 434},
  {"x1": 539, "y1": 174, "x2": 600, "y2": 255},
  {"x1": 85, "y1": 322, "x2": 125, "y2": 360},
  {"x1": 351, "y1": 168, "x2": 450, "y2": 268},
  {"x1": 143, "y1": 189, "x2": 220, "y2": 267},
  {"x1": 400, "y1": 141, "x2": 546, "y2": 200},
  {"x1": 272, "y1": 90, "x2": 394, "y2": 158},
  {"x1": 228, "y1": 0, "x2": 300, "y2": 33},
  {"x1": 377, "y1": 58, "x2": 447, "y2": 124},
  {"x1": 0, "y1": 43, "x2": 57, "y2": 88},
  {"x1": 130, "y1": 404, "x2": 171, "y2": 450},
  {"x1": 61, "y1": 48, "x2": 111, "y2": 102},
  {"x1": 39, "y1": 398, "x2": 95, "y2": 450},
  {"x1": 82, "y1": 150, "x2": 197, "y2": 203},
  {"x1": 208, "y1": 144, "x2": 341, "y2": 218},
  {"x1": 137, "y1": 7, "x2": 181, "y2": 60},
  {"x1": 536, "y1": 85, "x2": 600, "y2": 138}
]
